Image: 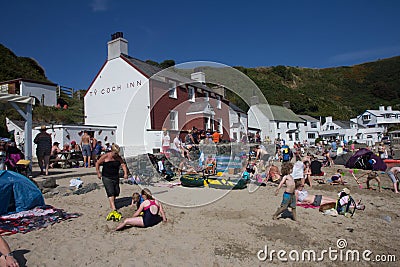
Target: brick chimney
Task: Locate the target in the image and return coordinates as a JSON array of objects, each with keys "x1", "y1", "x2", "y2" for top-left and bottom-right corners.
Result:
[
  {"x1": 191, "y1": 72, "x2": 206, "y2": 84},
  {"x1": 282, "y1": 101, "x2": 290, "y2": 109},
  {"x1": 107, "y1": 32, "x2": 128, "y2": 60}
]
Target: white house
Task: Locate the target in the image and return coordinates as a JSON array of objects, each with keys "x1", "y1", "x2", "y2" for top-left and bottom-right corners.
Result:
[
  {"x1": 297, "y1": 115, "x2": 320, "y2": 145},
  {"x1": 357, "y1": 105, "x2": 400, "y2": 133},
  {"x1": 0, "y1": 78, "x2": 57, "y2": 107},
  {"x1": 229, "y1": 103, "x2": 248, "y2": 142},
  {"x1": 84, "y1": 32, "x2": 230, "y2": 156},
  {"x1": 320, "y1": 116, "x2": 384, "y2": 146},
  {"x1": 247, "y1": 97, "x2": 305, "y2": 147},
  {"x1": 6, "y1": 118, "x2": 116, "y2": 158}
]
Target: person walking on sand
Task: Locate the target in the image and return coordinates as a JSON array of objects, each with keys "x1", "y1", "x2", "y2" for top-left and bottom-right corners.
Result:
[
  {"x1": 96, "y1": 144, "x2": 128, "y2": 221},
  {"x1": 272, "y1": 162, "x2": 297, "y2": 221},
  {"x1": 0, "y1": 236, "x2": 19, "y2": 267},
  {"x1": 34, "y1": 125, "x2": 52, "y2": 175},
  {"x1": 80, "y1": 130, "x2": 92, "y2": 167}
]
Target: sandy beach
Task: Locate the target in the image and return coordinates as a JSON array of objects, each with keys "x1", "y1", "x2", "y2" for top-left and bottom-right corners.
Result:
[{"x1": 3, "y1": 163, "x2": 400, "y2": 267}]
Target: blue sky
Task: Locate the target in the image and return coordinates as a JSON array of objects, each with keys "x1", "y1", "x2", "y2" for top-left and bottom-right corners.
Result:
[{"x1": 1, "y1": 0, "x2": 399, "y2": 90}]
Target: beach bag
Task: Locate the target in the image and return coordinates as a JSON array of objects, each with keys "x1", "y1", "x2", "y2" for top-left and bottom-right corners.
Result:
[
  {"x1": 282, "y1": 145, "x2": 290, "y2": 161},
  {"x1": 335, "y1": 189, "x2": 356, "y2": 217}
]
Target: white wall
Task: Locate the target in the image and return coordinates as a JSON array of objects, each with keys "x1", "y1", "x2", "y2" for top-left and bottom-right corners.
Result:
[
  {"x1": 21, "y1": 81, "x2": 57, "y2": 106},
  {"x1": 85, "y1": 58, "x2": 150, "y2": 148},
  {"x1": 248, "y1": 105, "x2": 272, "y2": 140},
  {"x1": 229, "y1": 109, "x2": 248, "y2": 142}
]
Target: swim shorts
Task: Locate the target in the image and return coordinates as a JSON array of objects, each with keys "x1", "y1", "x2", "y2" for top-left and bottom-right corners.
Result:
[
  {"x1": 387, "y1": 171, "x2": 398, "y2": 183},
  {"x1": 102, "y1": 176, "x2": 120, "y2": 197},
  {"x1": 82, "y1": 144, "x2": 91, "y2": 157},
  {"x1": 281, "y1": 192, "x2": 296, "y2": 209},
  {"x1": 313, "y1": 195, "x2": 322, "y2": 206}
]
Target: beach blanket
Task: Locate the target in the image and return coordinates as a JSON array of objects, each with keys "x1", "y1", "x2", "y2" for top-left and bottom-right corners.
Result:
[
  {"x1": 296, "y1": 203, "x2": 320, "y2": 209},
  {"x1": 0, "y1": 205, "x2": 81, "y2": 236}
]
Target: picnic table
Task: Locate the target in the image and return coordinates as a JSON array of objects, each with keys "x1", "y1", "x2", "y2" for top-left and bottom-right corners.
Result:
[{"x1": 50, "y1": 151, "x2": 83, "y2": 168}]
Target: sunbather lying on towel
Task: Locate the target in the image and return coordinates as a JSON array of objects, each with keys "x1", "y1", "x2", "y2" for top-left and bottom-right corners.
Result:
[{"x1": 295, "y1": 183, "x2": 336, "y2": 207}]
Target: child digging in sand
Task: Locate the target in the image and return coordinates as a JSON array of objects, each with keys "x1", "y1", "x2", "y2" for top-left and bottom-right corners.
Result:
[
  {"x1": 272, "y1": 162, "x2": 297, "y2": 221},
  {"x1": 116, "y1": 188, "x2": 167, "y2": 231}
]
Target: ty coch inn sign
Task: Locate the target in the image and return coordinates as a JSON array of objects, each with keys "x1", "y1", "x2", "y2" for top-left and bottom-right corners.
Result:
[{"x1": 88, "y1": 80, "x2": 143, "y2": 96}]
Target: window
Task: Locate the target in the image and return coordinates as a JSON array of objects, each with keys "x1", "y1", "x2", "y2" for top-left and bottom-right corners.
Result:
[
  {"x1": 295, "y1": 133, "x2": 299, "y2": 141},
  {"x1": 216, "y1": 95, "x2": 221, "y2": 109},
  {"x1": 168, "y1": 80, "x2": 177, "y2": 98},
  {"x1": 362, "y1": 114, "x2": 370, "y2": 121},
  {"x1": 288, "y1": 133, "x2": 293, "y2": 141},
  {"x1": 217, "y1": 118, "x2": 223, "y2": 133},
  {"x1": 384, "y1": 114, "x2": 391, "y2": 119},
  {"x1": 204, "y1": 91, "x2": 209, "y2": 101},
  {"x1": 311, "y1": 122, "x2": 317, "y2": 128},
  {"x1": 329, "y1": 126, "x2": 334, "y2": 130},
  {"x1": 204, "y1": 117, "x2": 211, "y2": 130},
  {"x1": 308, "y1": 133, "x2": 316, "y2": 139},
  {"x1": 170, "y1": 110, "x2": 178, "y2": 130},
  {"x1": 188, "y1": 86, "x2": 195, "y2": 102},
  {"x1": 276, "y1": 122, "x2": 280, "y2": 129}
]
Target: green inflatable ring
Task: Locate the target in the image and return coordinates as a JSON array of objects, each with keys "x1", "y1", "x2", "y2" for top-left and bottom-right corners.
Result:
[{"x1": 180, "y1": 174, "x2": 205, "y2": 187}]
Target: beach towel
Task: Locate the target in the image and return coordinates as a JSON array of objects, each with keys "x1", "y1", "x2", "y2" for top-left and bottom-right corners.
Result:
[
  {"x1": 0, "y1": 205, "x2": 81, "y2": 236},
  {"x1": 296, "y1": 203, "x2": 320, "y2": 209}
]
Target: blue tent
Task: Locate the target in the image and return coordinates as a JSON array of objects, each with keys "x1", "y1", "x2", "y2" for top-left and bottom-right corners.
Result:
[{"x1": 0, "y1": 170, "x2": 45, "y2": 215}]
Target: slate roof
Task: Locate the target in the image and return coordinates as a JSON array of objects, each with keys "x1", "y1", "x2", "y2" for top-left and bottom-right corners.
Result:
[
  {"x1": 256, "y1": 104, "x2": 304, "y2": 122},
  {"x1": 298, "y1": 114, "x2": 319, "y2": 122},
  {"x1": 229, "y1": 102, "x2": 246, "y2": 114},
  {"x1": 121, "y1": 54, "x2": 212, "y2": 92}
]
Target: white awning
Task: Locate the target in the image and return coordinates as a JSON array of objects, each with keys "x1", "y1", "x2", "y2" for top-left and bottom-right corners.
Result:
[{"x1": 0, "y1": 93, "x2": 34, "y2": 105}]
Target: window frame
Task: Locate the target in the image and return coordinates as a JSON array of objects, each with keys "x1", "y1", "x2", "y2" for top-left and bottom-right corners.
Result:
[
  {"x1": 188, "y1": 86, "x2": 195, "y2": 102},
  {"x1": 168, "y1": 80, "x2": 177, "y2": 99}
]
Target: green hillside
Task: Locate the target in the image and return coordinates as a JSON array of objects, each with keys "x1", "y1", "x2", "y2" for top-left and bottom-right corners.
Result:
[
  {"x1": 1, "y1": 42, "x2": 400, "y2": 137},
  {"x1": 0, "y1": 44, "x2": 84, "y2": 137},
  {"x1": 233, "y1": 56, "x2": 400, "y2": 119}
]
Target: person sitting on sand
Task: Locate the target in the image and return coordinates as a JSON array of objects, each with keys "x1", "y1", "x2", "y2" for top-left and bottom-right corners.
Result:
[
  {"x1": 116, "y1": 188, "x2": 167, "y2": 230},
  {"x1": 302, "y1": 160, "x2": 312, "y2": 188},
  {"x1": 131, "y1": 192, "x2": 144, "y2": 209},
  {"x1": 0, "y1": 236, "x2": 19, "y2": 267},
  {"x1": 272, "y1": 162, "x2": 297, "y2": 221},
  {"x1": 266, "y1": 161, "x2": 281, "y2": 182},
  {"x1": 330, "y1": 169, "x2": 345, "y2": 185},
  {"x1": 205, "y1": 155, "x2": 216, "y2": 175},
  {"x1": 178, "y1": 158, "x2": 197, "y2": 175}
]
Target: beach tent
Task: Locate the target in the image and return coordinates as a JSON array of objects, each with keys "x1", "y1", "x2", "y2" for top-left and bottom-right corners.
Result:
[
  {"x1": 334, "y1": 152, "x2": 352, "y2": 165},
  {"x1": 0, "y1": 170, "x2": 44, "y2": 215},
  {"x1": 344, "y1": 148, "x2": 387, "y2": 171}
]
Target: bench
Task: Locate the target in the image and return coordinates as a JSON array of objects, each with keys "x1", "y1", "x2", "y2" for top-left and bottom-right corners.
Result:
[{"x1": 50, "y1": 151, "x2": 83, "y2": 168}]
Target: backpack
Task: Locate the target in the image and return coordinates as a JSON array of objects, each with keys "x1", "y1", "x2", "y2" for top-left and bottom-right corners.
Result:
[
  {"x1": 282, "y1": 146, "x2": 290, "y2": 161},
  {"x1": 335, "y1": 189, "x2": 357, "y2": 217}
]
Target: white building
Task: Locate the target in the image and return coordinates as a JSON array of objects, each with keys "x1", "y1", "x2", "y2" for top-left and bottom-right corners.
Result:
[
  {"x1": 0, "y1": 78, "x2": 57, "y2": 107},
  {"x1": 247, "y1": 97, "x2": 305, "y2": 147},
  {"x1": 357, "y1": 105, "x2": 400, "y2": 133},
  {"x1": 84, "y1": 33, "x2": 230, "y2": 156},
  {"x1": 320, "y1": 116, "x2": 383, "y2": 146},
  {"x1": 229, "y1": 103, "x2": 248, "y2": 142},
  {"x1": 6, "y1": 118, "x2": 116, "y2": 158},
  {"x1": 297, "y1": 115, "x2": 320, "y2": 145}
]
